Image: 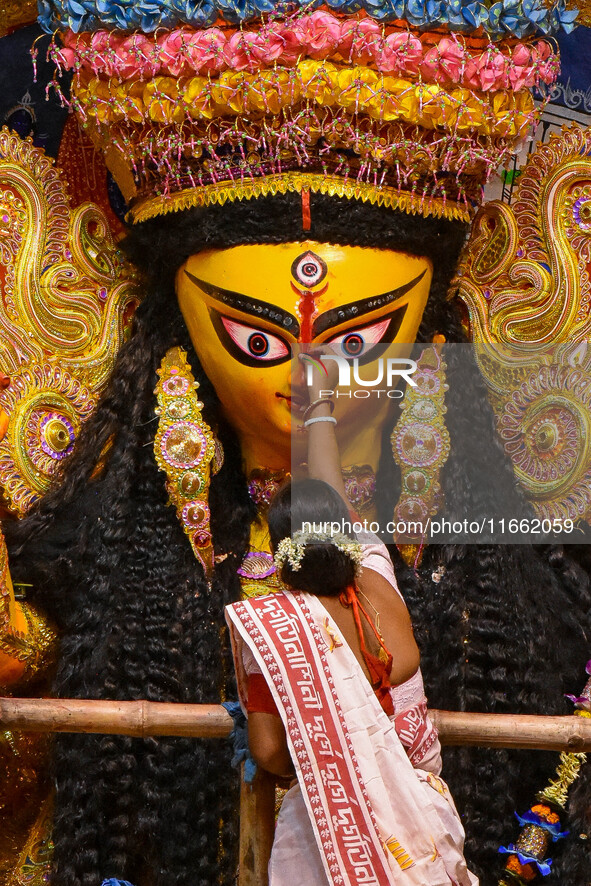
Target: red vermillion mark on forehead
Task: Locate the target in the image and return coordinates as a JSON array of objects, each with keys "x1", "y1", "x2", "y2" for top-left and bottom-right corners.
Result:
[
  {"x1": 299, "y1": 290, "x2": 316, "y2": 342},
  {"x1": 290, "y1": 282, "x2": 328, "y2": 342},
  {"x1": 290, "y1": 250, "x2": 329, "y2": 341}
]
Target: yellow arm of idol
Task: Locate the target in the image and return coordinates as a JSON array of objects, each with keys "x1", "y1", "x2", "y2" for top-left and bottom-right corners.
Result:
[{"x1": 0, "y1": 532, "x2": 56, "y2": 687}]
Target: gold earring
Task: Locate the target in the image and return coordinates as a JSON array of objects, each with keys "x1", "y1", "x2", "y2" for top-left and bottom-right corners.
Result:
[{"x1": 154, "y1": 347, "x2": 222, "y2": 579}]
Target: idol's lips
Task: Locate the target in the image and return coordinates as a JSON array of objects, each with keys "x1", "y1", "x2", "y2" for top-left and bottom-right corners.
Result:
[{"x1": 276, "y1": 393, "x2": 307, "y2": 412}]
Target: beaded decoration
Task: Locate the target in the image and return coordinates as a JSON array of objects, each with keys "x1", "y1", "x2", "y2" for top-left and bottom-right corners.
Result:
[
  {"x1": 498, "y1": 659, "x2": 591, "y2": 885},
  {"x1": 154, "y1": 347, "x2": 219, "y2": 578},
  {"x1": 39, "y1": 0, "x2": 568, "y2": 223},
  {"x1": 391, "y1": 345, "x2": 450, "y2": 544}
]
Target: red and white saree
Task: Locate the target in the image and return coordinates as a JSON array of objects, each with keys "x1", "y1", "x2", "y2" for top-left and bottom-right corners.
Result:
[{"x1": 226, "y1": 583, "x2": 478, "y2": 886}]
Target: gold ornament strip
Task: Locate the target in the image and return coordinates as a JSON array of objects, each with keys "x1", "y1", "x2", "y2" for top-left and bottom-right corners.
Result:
[
  {"x1": 154, "y1": 347, "x2": 217, "y2": 578},
  {"x1": 391, "y1": 345, "x2": 450, "y2": 544},
  {"x1": 537, "y1": 749, "x2": 587, "y2": 810},
  {"x1": 130, "y1": 172, "x2": 473, "y2": 225},
  {"x1": 455, "y1": 124, "x2": 591, "y2": 526}
]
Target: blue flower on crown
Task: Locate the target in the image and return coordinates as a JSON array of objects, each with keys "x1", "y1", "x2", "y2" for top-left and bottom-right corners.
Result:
[
  {"x1": 57, "y1": 0, "x2": 93, "y2": 31},
  {"x1": 550, "y1": 0, "x2": 579, "y2": 32},
  {"x1": 445, "y1": 0, "x2": 474, "y2": 30},
  {"x1": 324, "y1": 0, "x2": 356, "y2": 12},
  {"x1": 460, "y1": 1, "x2": 489, "y2": 29},
  {"x1": 361, "y1": 0, "x2": 392, "y2": 20},
  {"x1": 36, "y1": 0, "x2": 582, "y2": 34},
  {"x1": 487, "y1": 1, "x2": 504, "y2": 31},
  {"x1": 174, "y1": 0, "x2": 218, "y2": 27},
  {"x1": 498, "y1": 0, "x2": 534, "y2": 36},
  {"x1": 37, "y1": 0, "x2": 58, "y2": 31}
]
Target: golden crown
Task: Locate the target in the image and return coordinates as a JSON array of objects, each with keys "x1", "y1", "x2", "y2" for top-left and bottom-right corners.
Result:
[{"x1": 40, "y1": 0, "x2": 577, "y2": 222}]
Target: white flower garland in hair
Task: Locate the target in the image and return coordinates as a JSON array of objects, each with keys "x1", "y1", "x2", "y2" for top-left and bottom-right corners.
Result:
[{"x1": 274, "y1": 530, "x2": 364, "y2": 573}]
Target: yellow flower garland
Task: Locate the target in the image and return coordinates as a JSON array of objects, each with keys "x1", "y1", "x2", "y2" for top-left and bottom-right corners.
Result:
[{"x1": 74, "y1": 61, "x2": 535, "y2": 138}]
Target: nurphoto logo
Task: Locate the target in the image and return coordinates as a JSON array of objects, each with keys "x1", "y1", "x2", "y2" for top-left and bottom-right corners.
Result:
[{"x1": 302, "y1": 353, "x2": 417, "y2": 399}]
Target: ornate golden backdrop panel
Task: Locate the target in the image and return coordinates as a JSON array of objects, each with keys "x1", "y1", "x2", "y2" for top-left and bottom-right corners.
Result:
[
  {"x1": 457, "y1": 125, "x2": 591, "y2": 523},
  {"x1": 0, "y1": 0, "x2": 37, "y2": 36},
  {"x1": 0, "y1": 128, "x2": 138, "y2": 516}
]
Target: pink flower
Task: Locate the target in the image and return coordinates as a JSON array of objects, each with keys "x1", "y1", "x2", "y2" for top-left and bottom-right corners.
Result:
[
  {"x1": 186, "y1": 29, "x2": 227, "y2": 75},
  {"x1": 84, "y1": 31, "x2": 116, "y2": 76},
  {"x1": 89, "y1": 31, "x2": 111, "y2": 54},
  {"x1": 508, "y1": 65, "x2": 537, "y2": 90},
  {"x1": 111, "y1": 34, "x2": 159, "y2": 79},
  {"x1": 511, "y1": 43, "x2": 533, "y2": 68},
  {"x1": 509, "y1": 44, "x2": 546, "y2": 90},
  {"x1": 508, "y1": 47, "x2": 536, "y2": 90},
  {"x1": 158, "y1": 29, "x2": 191, "y2": 77},
  {"x1": 275, "y1": 25, "x2": 302, "y2": 66},
  {"x1": 56, "y1": 46, "x2": 77, "y2": 70},
  {"x1": 87, "y1": 31, "x2": 118, "y2": 77},
  {"x1": 297, "y1": 10, "x2": 341, "y2": 60},
  {"x1": 464, "y1": 47, "x2": 508, "y2": 91},
  {"x1": 377, "y1": 32, "x2": 422, "y2": 76},
  {"x1": 255, "y1": 28, "x2": 285, "y2": 63},
  {"x1": 337, "y1": 18, "x2": 381, "y2": 64},
  {"x1": 223, "y1": 31, "x2": 268, "y2": 72},
  {"x1": 420, "y1": 37, "x2": 465, "y2": 84}
]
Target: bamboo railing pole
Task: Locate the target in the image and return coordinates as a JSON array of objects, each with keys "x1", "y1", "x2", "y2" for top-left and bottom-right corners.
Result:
[
  {"x1": 430, "y1": 710, "x2": 591, "y2": 752},
  {"x1": 239, "y1": 766, "x2": 276, "y2": 886},
  {"x1": 2, "y1": 698, "x2": 591, "y2": 751},
  {"x1": 0, "y1": 697, "x2": 233, "y2": 738}
]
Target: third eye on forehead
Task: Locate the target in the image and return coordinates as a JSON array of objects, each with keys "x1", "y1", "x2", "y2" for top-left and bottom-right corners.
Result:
[{"x1": 291, "y1": 250, "x2": 328, "y2": 288}]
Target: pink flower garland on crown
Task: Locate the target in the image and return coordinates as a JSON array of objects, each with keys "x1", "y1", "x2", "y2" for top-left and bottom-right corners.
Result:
[{"x1": 54, "y1": 11, "x2": 559, "y2": 93}]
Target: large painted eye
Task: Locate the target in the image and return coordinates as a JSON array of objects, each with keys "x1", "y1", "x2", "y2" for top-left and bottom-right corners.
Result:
[
  {"x1": 221, "y1": 317, "x2": 290, "y2": 362},
  {"x1": 326, "y1": 318, "x2": 391, "y2": 360}
]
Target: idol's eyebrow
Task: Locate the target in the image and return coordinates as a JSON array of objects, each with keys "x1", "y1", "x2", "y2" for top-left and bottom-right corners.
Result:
[
  {"x1": 184, "y1": 271, "x2": 300, "y2": 337},
  {"x1": 312, "y1": 269, "x2": 427, "y2": 338}
]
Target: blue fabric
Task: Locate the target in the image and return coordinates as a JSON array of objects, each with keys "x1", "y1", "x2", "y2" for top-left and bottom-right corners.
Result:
[
  {"x1": 222, "y1": 700, "x2": 257, "y2": 784},
  {"x1": 0, "y1": 24, "x2": 70, "y2": 160},
  {"x1": 552, "y1": 27, "x2": 591, "y2": 115},
  {"x1": 498, "y1": 845, "x2": 553, "y2": 876},
  {"x1": 100, "y1": 880, "x2": 136, "y2": 886}
]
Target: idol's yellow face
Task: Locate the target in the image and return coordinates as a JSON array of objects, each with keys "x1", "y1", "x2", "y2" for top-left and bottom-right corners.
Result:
[{"x1": 177, "y1": 242, "x2": 433, "y2": 469}]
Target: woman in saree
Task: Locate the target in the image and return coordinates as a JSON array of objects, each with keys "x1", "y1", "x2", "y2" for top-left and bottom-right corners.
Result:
[{"x1": 226, "y1": 359, "x2": 479, "y2": 886}]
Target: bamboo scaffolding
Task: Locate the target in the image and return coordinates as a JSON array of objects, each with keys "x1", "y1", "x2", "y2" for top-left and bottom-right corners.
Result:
[{"x1": 2, "y1": 697, "x2": 591, "y2": 751}]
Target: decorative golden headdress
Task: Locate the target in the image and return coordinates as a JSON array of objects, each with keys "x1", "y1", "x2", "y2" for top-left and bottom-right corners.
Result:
[
  {"x1": 39, "y1": 0, "x2": 576, "y2": 223},
  {"x1": 0, "y1": 128, "x2": 137, "y2": 515},
  {"x1": 457, "y1": 123, "x2": 591, "y2": 524}
]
